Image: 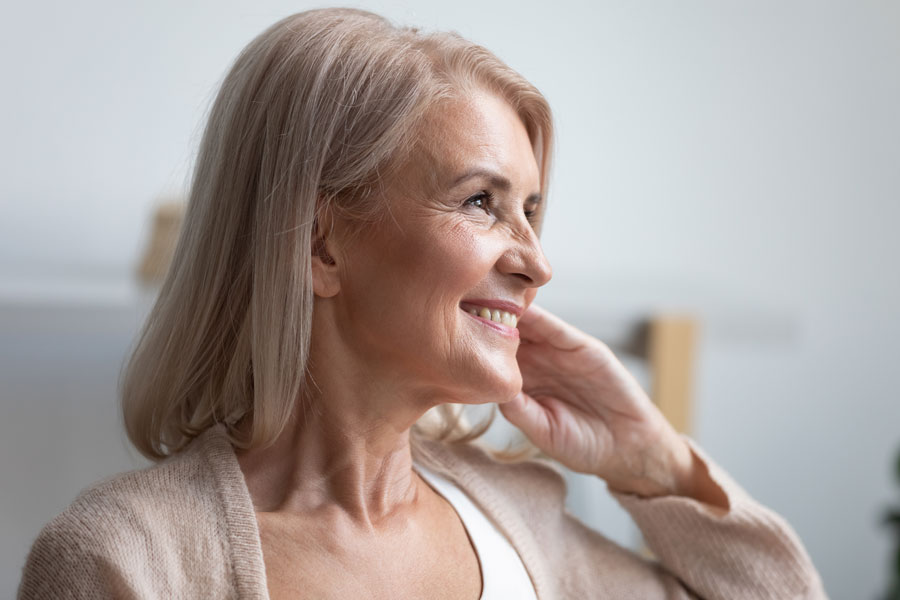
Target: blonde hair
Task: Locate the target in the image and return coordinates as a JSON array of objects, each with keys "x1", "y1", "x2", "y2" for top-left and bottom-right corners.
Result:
[{"x1": 121, "y1": 7, "x2": 554, "y2": 461}]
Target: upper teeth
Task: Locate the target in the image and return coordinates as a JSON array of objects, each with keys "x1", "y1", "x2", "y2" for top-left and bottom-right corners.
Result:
[{"x1": 465, "y1": 305, "x2": 518, "y2": 327}]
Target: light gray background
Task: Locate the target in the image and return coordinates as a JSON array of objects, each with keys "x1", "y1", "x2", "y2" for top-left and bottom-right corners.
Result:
[{"x1": 2, "y1": 2, "x2": 899, "y2": 598}]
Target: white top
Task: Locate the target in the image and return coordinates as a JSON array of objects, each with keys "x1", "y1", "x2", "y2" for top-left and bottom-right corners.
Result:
[{"x1": 414, "y1": 462, "x2": 538, "y2": 600}]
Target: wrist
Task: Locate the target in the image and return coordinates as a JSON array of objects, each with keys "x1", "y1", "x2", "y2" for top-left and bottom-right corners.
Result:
[
  {"x1": 671, "y1": 437, "x2": 730, "y2": 509},
  {"x1": 605, "y1": 435, "x2": 729, "y2": 510},
  {"x1": 605, "y1": 435, "x2": 691, "y2": 498},
  {"x1": 608, "y1": 436, "x2": 730, "y2": 510}
]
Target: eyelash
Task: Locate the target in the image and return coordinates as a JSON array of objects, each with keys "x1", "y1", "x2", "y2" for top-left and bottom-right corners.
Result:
[
  {"x1": 464, "y1": 190, "x2": 494, "y2": 211},
  {"x1": 464, "y1": 190, "x2": 538, "y2": 221}
]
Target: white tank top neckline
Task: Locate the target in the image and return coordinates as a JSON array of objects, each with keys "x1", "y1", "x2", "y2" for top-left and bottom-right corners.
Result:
[{"x1": 413, "y1": 462, "x2": 538, "y2": 600}]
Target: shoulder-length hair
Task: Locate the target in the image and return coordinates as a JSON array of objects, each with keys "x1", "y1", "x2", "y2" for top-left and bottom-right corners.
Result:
[{"x1": 121, "y1": 7, "x2": 554, "y2": 461}]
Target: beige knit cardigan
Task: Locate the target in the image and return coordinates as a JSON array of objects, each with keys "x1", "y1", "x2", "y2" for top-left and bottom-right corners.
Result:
[{"x1": 18, "y1": 424, "x2": 828, "y2": 599}]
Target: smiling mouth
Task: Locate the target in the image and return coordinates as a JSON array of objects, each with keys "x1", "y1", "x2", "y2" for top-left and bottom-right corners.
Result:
[{"x1": 459, "y1": 302, "x2": 518, "y2": 328}]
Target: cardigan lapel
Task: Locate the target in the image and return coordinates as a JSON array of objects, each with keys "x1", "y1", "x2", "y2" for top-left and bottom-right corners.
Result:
[{"x1": 200, "y1": 424, "x2": 271, "y2": 599}]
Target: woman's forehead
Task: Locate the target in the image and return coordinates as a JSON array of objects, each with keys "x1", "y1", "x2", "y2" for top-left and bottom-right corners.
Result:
[{"x1": 411, "y1": 92, "x2": 539, "y2": 191}]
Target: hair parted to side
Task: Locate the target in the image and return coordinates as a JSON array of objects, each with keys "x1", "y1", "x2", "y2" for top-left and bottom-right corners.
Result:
[{"x1": 120, "y1": 7, "x2": 554, "y2": 462}]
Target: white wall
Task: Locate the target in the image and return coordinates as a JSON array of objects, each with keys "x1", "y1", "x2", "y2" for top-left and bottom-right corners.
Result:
[{"x1": 2, "y1": 1, "x2": 899, "y2": 598}]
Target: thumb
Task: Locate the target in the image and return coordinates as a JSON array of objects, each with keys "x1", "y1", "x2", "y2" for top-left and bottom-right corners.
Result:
[{"x1": 498, "y1": 392, "x2": 551, "y2": 447}]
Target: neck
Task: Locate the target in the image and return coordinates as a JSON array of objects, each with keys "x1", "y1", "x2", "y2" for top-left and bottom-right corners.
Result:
[
  {"x1": 235, "y1": 307, "x2": 443, "y2": 528},
  {"x1": 238, "y1": 298, "x2": 458, "y2": 527},
  {"x1": 236, "y1": 407, "x2": 421, "y2": 527}
]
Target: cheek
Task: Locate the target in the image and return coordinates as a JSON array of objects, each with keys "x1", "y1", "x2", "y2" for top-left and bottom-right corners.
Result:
[
  {"x1": 342, "y1": 221, "x2": 498, "y2": 330},
  {"x1": 388, "y1": 220, "x2": 501, "y2": 301},
  {"x1": 432, "y1": 222, "x2": 501, "y2": 283}
]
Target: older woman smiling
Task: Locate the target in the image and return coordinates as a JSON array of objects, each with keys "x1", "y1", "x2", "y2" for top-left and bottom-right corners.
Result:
[{"x1": 19, "y1": 8, "x2": 827, "y2": 600}]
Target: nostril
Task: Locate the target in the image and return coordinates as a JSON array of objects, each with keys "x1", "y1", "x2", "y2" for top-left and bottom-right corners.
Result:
[{"x1": 513, "y1": 272, "x2": 534, "y2": 284}]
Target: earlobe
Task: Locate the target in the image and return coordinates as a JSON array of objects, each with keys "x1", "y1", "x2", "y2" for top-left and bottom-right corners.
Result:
[{"x1": 311, "y1": 214, "x2": 341, "y2": 298}]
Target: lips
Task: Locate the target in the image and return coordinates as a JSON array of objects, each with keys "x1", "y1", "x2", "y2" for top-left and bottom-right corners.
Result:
[
  {"x1": 459, "y1": 300, "x2": 521, "y2": 339},
  {"x1": 461, "y1": 299, "x2": 523, "y2": 315},
  {"x1": 459, "y1": 302, "x2": 518, "y2": 327}
]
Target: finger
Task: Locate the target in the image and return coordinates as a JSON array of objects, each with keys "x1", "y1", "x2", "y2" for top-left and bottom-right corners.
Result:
[
  {"x1": 498, "y1": 392, "x2": 552, "y2": 447},
  {"x1": 518, "y1": 304, "x2": 588, "y2": 350}
]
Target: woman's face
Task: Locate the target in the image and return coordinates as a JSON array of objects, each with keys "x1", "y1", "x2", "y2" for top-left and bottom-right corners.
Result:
[{"x1": 323, "y1": 91, "x2": 552, "y2": 406}]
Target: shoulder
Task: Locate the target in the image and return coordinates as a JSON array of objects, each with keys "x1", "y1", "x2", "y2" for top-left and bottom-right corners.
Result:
[
  {"x1": 18, "y1": 430, "x2": 236, "y2": 599},
  {"x1": 45, "y1": 431, "x2": 223, "y2": 542}
]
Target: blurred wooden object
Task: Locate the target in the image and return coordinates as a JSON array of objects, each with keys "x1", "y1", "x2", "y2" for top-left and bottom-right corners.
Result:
[
  {"x1": 138, "y1": 201, "x2": 185, "y2": 284},
  {"x1": 647, "y1": 315, "x2": 697, "y2": 436}
]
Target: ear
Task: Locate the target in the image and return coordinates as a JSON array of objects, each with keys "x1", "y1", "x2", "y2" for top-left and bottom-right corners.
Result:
[{"x1": 311, "y1": 208, "x2": 341, "y2": 298}]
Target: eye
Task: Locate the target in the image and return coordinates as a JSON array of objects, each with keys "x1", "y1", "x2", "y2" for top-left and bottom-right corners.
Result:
[
  {"x1": 524, "y1": 201, "x2": 542, "y2": 224},
  {"x1": 464, "y1": 190, "x2": 494, "y2": 212}
]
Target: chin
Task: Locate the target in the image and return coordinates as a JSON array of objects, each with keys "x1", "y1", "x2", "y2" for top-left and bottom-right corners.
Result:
[{"x1": 458, "y1": 362, "x2": 522, "y2": 406}]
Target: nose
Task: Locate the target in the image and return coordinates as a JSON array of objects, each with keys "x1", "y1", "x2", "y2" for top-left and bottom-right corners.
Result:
[{"x1": 497, "y1": 224, "x2": 553, "y2": 288}]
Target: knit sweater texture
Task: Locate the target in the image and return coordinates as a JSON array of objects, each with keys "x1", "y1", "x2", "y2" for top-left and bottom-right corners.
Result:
[{"x1": 18, "y1": 424, "x2": 828, "y2": 599}]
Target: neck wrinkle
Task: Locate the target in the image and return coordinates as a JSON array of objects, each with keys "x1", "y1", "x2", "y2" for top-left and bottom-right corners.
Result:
[{"x1": 235, "y1": 393, "x2": 433, "y2": 528}]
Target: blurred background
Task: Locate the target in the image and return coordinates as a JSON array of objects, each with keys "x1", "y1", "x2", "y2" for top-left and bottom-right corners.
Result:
[{"x1": 2, "y1": 1, "x2": 898, "y2": 598}]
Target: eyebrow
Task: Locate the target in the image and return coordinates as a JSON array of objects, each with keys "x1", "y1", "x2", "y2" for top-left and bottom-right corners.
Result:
[{"x1": 451, "y1": 168, "x2": 543, "y2": 205}]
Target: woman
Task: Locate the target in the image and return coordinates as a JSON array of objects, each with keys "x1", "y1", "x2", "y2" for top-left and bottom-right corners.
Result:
[{"x1": 19, "y1": 8, "x2": 827, "y2": 599}]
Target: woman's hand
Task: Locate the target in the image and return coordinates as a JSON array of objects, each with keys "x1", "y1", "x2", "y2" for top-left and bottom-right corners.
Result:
[{"x1": 499, "y1": 304, "x2": 705, "y2": 500}]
